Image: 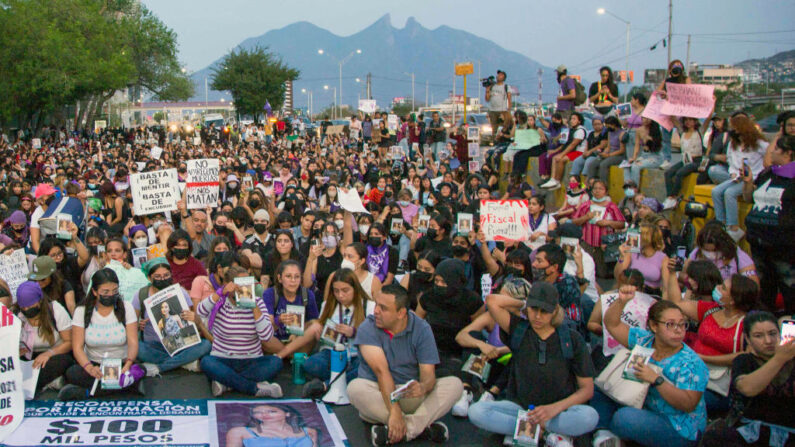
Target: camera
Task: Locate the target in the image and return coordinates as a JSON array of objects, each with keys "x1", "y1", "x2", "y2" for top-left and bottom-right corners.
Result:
[
  {"x1": 481, "y1": 76, "x2": 496, "y2": 88},
  {"x1": 670, "y1": 66, "x2": 683, "y2": 77}
]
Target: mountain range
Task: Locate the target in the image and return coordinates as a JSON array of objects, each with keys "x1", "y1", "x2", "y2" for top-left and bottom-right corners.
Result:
[{"x1": 189, "y1": 14, "x2": 567, "y2": 112}]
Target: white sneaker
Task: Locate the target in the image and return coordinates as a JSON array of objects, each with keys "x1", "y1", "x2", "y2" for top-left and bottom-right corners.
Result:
[
  {"x1": 255, "y1": 381, "x2": 283, "y2": 398},
  {"x1": 727, "y1": 227, "x2": 745, "y2": 242},
  {"x1": 142, "y1": 363, "x2": 160, "y2": 378},
  {"x1": 211, "y1": 380, "x2": 228, "y2": 397},
  {"x1": 662, "y1": 197, "x2": 678, "y2": 210},
  {"x1": 451, "y1": 389, "x2": 473, "y2": 417},
  {"x1": 545, "y1": 432, "x2": 574, "y2": 447},
  {"x1": 181, "y1": 360, "x2": 201, "y2": 372},
  {"x1": 593, "y1": 429, "x2": 621, "y2": 447},
  {"x1": 659, "y1": 160, "x2": 672, "y2": 170},
  {"x1": 540, "y1": 179, "x2": 559, "y2": 189},
  {"x1": 503, "y1": 434, "x2": 514, "y2": 446},
  {"x1": 44, "y1": 376, "x2": 65, "y2": 391},
  {"x1": 477, "y1": 391, "x2": 495, "y2": 403}
]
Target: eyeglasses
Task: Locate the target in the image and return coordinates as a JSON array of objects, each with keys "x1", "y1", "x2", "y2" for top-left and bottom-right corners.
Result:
[{"x1": 655, "y1": 320, "x2": 689, "y2": 331}]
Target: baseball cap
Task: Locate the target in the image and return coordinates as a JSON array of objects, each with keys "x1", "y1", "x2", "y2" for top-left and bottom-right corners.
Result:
[
  {"x1": 28, "y1": 256, "x2": 56, "y2": 281},
  {"x1": 34, "y1": 183, "x2": 57, "y2": 199},
  {"x1": 16, "y1": 281, "x2": 43, "y2": 308},
  {"x1": 525, "y1": 282, "x2": 560, "y2": 313},
  {"x1": 555, "y1": 65, "x2": 567, "y2": 73}
]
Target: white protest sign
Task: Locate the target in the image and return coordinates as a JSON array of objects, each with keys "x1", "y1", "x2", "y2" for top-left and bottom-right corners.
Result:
[
  {"x1": 338, "y1": 188, "x2": 370, "y2": 214},
  {"x1": 387, "y1": 114, "x2": 399, "y2": 131},
  {"x1": 659, "y1": 82, "x2": 716, "y2": 119},
  {"x1": 0, "y1": 304, "x2": 24, "y2": 443},
  {"x1": 479, "y1": 200, "x2": 530, "y2": 242},
  {"x1": 129, "y1": 169, "x2": 179, "y2": 216},
  {"x1": 143, "y1": 284, "x2": 202, "y2": 356},
  {"x1": 150, "y1": 146, "x2": 163, "y2": 160},
  {"x1": 31, "y1": 139, "x2": 41, "y2": 149},
  {"x1": 358, "y1": 99, "x2": 377, "y2": 114},
  {"x1": 0, "y1": 250, "x2": 29, "y2": 302},
  {"x1": 599, "y1": 291, "x2": 655, "y2": 356},
  {"x1": 185, "y1": 158, "x2": 220, "y2": 210}
]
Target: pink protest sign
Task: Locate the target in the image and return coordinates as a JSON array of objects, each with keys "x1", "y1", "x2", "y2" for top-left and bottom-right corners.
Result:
[
  {"x1": 660, "y1": 83, "x2": 715, "y2": 119},
  {"x1": 479, "y1": 200, "x2": 530, "y2": 241},
  {"x1": 641, "y1": 92, "x2": 674, "y2": 131}
]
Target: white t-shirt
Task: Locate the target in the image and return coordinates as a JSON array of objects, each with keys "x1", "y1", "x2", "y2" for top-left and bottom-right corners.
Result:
[
  {"x1": 568, "y1": 126, "x2": 587, "y2": 152},
  {"x1": 564, "y1": 248, "x2": 598, "y2": 301},
  {"x1": 30, "y1": 206, "x2": 45, "y2": 229},
  {"x1": 524, "y1": 213, "x2": 557, "y2": 250},
  {"x1": 32, "y1": 301, "x2": 72, "y2": 352},
  {"x1": 72, "y1": 301, "x2": 137, "y2": 363}
]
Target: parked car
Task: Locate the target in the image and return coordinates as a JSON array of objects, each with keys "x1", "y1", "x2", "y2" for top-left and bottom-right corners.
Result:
[{"x1": 456, "y1": 113, "x2": 493, "y2": 145}]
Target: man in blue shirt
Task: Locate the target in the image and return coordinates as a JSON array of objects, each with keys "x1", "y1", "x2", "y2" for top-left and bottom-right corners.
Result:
[{"x1": 349, "y1": 284, "x2": 463, "y2": 446}]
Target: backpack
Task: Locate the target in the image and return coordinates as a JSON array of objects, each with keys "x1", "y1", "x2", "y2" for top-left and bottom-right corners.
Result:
[
  {"x1": 573, "y1": 79, "x2": 587, "y2": 106},
  {"x1": 509, "y1": 319, "x2": 574, "y2": 361},
  {"x1": 274, "y1": 287, "x2": 308, "y2": 310}
]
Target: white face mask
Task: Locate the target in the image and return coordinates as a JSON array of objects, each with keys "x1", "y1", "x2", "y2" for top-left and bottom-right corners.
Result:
[
  {"x1": 335, "y1": 219, "x2": 344, "y2": 230},
  {"x1": 359, "y1": 224, "x2": 370, "y2": 235},
  {"x1": 134, "y1": 237, "x2": 148, "y2": 248},
  {"x1": 341, "y1": 259, "x2": 357, "y2": 271},
  {"x1": 701, "y1": 250, "x2": 719, "y2": 261}
]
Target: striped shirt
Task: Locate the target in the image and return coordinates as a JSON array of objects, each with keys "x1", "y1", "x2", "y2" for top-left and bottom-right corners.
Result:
[
  {"x1": 197, "y1": 295, "x2": 273, "y2": 359},
  {"x1": 572, "y1": 199, "x2": 625, "y2": 247}
]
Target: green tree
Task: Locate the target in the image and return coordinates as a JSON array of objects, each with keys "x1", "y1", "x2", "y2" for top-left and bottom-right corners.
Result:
[
  {"x1": 152, "y1": 111, "x2": 166, "y2": 124},
  {"x1": 211, "y1": 46, "x2": 299, "y2": 122}
]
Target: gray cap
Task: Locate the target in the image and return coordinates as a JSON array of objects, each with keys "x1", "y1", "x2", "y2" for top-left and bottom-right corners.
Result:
[
  {"x1": 525, "y1": 282, "x2": 560, "y2": 313},
  {"x1": 555, "y1": 65, "x2": 567, "y2": 73}
]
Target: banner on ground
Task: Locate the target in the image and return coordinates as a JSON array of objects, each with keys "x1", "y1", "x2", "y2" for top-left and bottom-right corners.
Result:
[
  {"x1": 0, "y1": 249, "x2": 29, "y2": 302},
  {"x1": 185, "y1": 159, "x2": 220, "y2": 210},
  {"x1": 1, "y1": 399, "x2": 348, "y2": 446},
  {"x1": 479, "y1": 200, "x2": 530, "y2": 242},
  {"x1": 358, "y1": 99, "x2": 377, "y2": 114},
  {"x1": 129, "y1": 169, "x2": 179, "y2": 216},
  {"x1": 660, "y1": 82, "x2": 715, "y2": 119},
  {"x1": 143, "y1": 284, "x2": 201, "y2": 357},
  {"x1": 0, "y1": 304, "x2": 24, "y2": 443},
  {"x1": 641, "y1": 92, "x2": 674, "y2": 131}
]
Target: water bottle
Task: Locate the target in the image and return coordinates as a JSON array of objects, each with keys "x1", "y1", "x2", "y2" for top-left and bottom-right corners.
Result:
[
  {"x1": 480, "y1": 273, "x2": 492, "y2": 300},
  {"x1": 292, "y1": 353, "x2": 307, "y2": 385}
]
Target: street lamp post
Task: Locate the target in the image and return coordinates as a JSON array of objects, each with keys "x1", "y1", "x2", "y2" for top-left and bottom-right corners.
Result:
[
  {"x1": 324, "y1": 85, "x2": 337, "y2": 119},
  {"x1": 301, "y1": 88, "x2": 313, "y2": 119},
  {"x1": 319, "y1": 48, "x2": 361, "y2": 119},
  {"x1": 597, "y1": 8, "x2": 631, "y2": 101}
]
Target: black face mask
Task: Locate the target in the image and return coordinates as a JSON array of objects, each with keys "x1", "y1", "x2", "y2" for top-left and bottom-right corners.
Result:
[
  {"x1": 368, "y1": 236, "x2": 382, "y2": 248},
  {"x1": 532, "y1": 267, "x2": 548, "y2": 281},
  {"x1": 171, "y1": 248, "x2": 190, "y2": 260},
  {"x1": 452, "y1": 245, "x2": 469, "y2": 257},
  {"x1": 504, "y1": 267, "x2": 523, "y2": 278},
  {"x1": 97, "y1": 293, "x2": 120, "y2": 307},
  {"x1": 660, "y1": 228, "x2": 672, "y2": 240},
  {"x1": 413, "y1": 271, "x2": 432, "y2": 284},
  {"x1": 88, "y1": 245, "x2": 99, "y2": 256},
  {"x1": 254, "y1": 223, "x2": 268, "y2": 234},
  {"x1": 426, "y1": 228, "x2": 438, "y2": 240},
  {"x1": 152, "y1": 278, "x2": 172, "y2": 290},
  {"x1": 21, "y1": 305, "x2": 41, "y2": 319}
]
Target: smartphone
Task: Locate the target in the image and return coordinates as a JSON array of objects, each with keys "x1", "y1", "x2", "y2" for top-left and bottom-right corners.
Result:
[
  {"x1": 781, "y1": 319, "x2": 795, "y2": 345},
  {"x1": 310, "y1": 238, "x2": 321, "y2": 247},
  {"x1": 97, "y1": 245, "x2": 105, "y2": 254},
  {"x1": 675, "y1": 246, "x2": 687, "y2": 271}
]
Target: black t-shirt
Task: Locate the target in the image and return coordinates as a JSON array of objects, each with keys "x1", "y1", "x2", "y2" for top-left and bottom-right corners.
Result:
[
  {"x1": 745, "y1": 168, "x2": 795, "y2": 248},
  {"x1": 586, "y1": 129, "x2": 607, "y2": 153},
  {"x1": 588, "y1": 82, "x2": 619, "y2": 115},
  {"x1": 731, "y1": 353, "x2": 795, "y2": 428},
  {"x1": 414, "y1": 236, "x2": 453, "y2": 259},
  {"x1": 419, "y1": 288, "x2": 482, "y2": 355},
  {"x1": 315, "y1": 250, "x2": 342, "y2": 294},
  {"x1": 500, "y1": 314, "x2": 594, "y2": 408}
]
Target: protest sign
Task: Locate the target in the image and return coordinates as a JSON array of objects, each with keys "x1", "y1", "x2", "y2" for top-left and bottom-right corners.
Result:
[
  {"x1": 0, "y1": 249, "x2": 29, "y2": 302},
  {"x1": 209, "y1": 399, "x2": 348, "y2": 447},
  {"x1": 641, "y1": 92, "x2": 674, "y2": 131},
  {"x1": 143, "y1": 284, "x2": 201, "y2": 356},
  {"x1": 599, "y1": 291, "x2": 655, "y2": 356},
  {"x1": 31, "y1": 139, "x2": 41, "y2": 149},
  {"x1": 387, "y1": 114, "x2": 399, "y2": 131},
  {"x1": 0, "y1": 304, "x2": 24, "y2": 443},
  {"x1": 129, "y1": 169, "x2": 179, "y2": 215},
  {"x1": 479, "y1": 200, "x2": 530, "y2": 242},
  {"x1": 326, "y1": 125, "x2": 345, "y2": 135},
  {"x1": 337, "y1": 187, "x2": 369, "y2": 214},
  {"x1": 150, "y1": 146, "x2": 163, "y2": 160},
  {"x1": 660, "y1": 83, "x2": 715, "y2": 119},
  {"x1": 358, "y1": 99, "x2": 377, "y2": 113},
  {"x1": 185, "y1": 158, "x2": 220, "y2": 210},
  {"x1": 1, "y1": 399, "x2": 208, "y2": 446}
]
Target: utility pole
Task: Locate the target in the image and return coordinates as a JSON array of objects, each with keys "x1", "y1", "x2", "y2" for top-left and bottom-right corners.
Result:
[
  {"x1": 425, "y1": 80, "x2": 429, "y2": 107},
  {"x1": 685, "y1": 34, "x2": 691, "y2": 76},
  {"x1": 412, "y1": 73, "x2": 415, "y2": 113},
  {"x1": 537, "y1": 68, "x2": 543, "y2": 106},
  {"x1": 452, "y1": 73, "x2": 456, "y2": 125},
  {"x1": 667, "y1": 0, "x2": 673, "y2": 67},
  {"x1": 366, "y1": 73, "x2": 372, "y2": 100}
]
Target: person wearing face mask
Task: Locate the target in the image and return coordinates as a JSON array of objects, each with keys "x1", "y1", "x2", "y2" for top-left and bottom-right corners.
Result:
[
  {"x1": 1, "y1": 210, "x2": 30, "y2": 247},
  {"x1": 12, "y1": 281, "x2": 75, "y2": 395},
  {"x1": 410, "y1": 212, "x2": 453, "y2": 259},
  {"x1": 240, "y1": 209, "x2": 272, "y2": 277},
  {"x1": 28, "y1": 183, "x2": 58, "y2": 253},
  {"x1": 532, "y1": 244, "x2": 588, "y2": 338},
  {"x1": 29, "y1": 255, "x2": 78, "y2": 317},
  {"x1": 684, "y1": 222, "x2": 759, "y2": 284},
  {"x1": 361, "y1": 223, "x2": 398, "y2": 286},
  {"x1": 59, "y1": 268, "x2": 145, "y2": 401},
  {"x1": 665, "y1": 273, "x2": 760, "y2": 415},
  {"x1": 39, "y1": 225, "x2": 89, "y2": 302},
  {"x1": 618, "y1": 180, "x2": 640, "y2": 221},
  {"x1": 555, "y1": 177, "x2": 589, "y2": 225},
  {"x1": 400, "y1": 250, "x2": 441, "y2": 310},
  {"x1": 701, "y1": 311, "x2": 795, "y2": 447},
  {"x1": 318, "y1": 184, "x2": 341, "y2": 213},
  {"x1": 129, "y1": 224, "x2": 150, "y2": 250},
  {"x1": 571, "y1": 179, "x2": 626, "y2": 278},
  {"x1": 223, "y1": 174, "x2": 240, "y2": 203},
  {"x1": 451, "y1": 233, "x2": 487, "y2": 295},
  {"x1": 303, "y1": 222, "x2": 343, "y2": 296},
  {"x1": 167, "y1": 229, "x2": 208, "y2": 291},
  {"x1": 132, "y1": 259, "x2": 211, "y2": 377}
]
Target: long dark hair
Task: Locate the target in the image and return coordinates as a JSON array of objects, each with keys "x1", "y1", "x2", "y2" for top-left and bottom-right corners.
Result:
[
  {"x1": 599, "y1": 66, "x2": 617, "y2": 90},
  {"x1": 274, "y1": 259, "x2": 303, "y2": 300},
  {"x1": 83, "y1": 268, "x2": 126, "y2": 325},
  {"x1": 696, "y1": 221, "x2": 737, "y2": 262},
  {"x1": 644, "y1": 120, "x2": 663, "y2": 152},
  {"x1": 246, "y1": 404, "x2": 306, "y2": 434},
  {"x1": 12, "y1": 295, "x2": 58, "y2": 346}
]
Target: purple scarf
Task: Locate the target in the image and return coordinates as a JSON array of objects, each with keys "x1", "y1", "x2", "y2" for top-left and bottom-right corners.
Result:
[
  {"x1": 367, "y1": 243, "x2": 390, "y2": 282},
  {"x1": 771, "y1": 161, "x2": 795, "y2": 179},
  {"x1": 206, "y1": 274, "x2": 226, "y2": 333}
]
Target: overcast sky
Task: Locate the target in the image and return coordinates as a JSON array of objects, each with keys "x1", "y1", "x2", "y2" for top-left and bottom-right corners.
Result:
[{"x1": 143, "y1": 0, "x2": 794, "y2": 78}]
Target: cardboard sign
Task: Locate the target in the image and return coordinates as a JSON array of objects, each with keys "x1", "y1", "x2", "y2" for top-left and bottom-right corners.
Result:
[
  {"x1": 641, "y1": 92, "x2": 674, "y2": 131},
  {"x1": 31, "y1": 138, "x2": 41, "y2": 149},
  {"x1": 326, "y1": 125, "x2": 345, "y2": 135},
  {"x1": 0, "y1": 304, "x2": 24, "y2": 442},
  {"x1": 185, "y1": 158, "x2": 220, "y2": 210},
  {"x1": 387, "y1": 114, "x2": 399, "y2": 131},
  {"x1": 129, "y1": 169, "x2": 179, "y2": 215},
  {"x1": 479, "y1": 200, "x2": 530, "y2": 241},
  {"x1": 143, "y1": 284, "x2": 202, "y2": 356},
  {"x1": 599, "y1": 291, "x2": 655, "y2": 356},
  {"x1": 358, "y1": 99, "x2": 377, "y2": 114},
  {"x1": 0, "y1": 249, "x2": 29, "y2": 302},
  {"x1": 660, "y1": 83, "x2": 715, "y2": 119},
  {"x1": 150, "y1": 146, "x2": 163, "y2": 160}
]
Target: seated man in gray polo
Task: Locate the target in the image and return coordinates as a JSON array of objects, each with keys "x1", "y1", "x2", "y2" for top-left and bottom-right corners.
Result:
[{"x1": 348, "y1": 284, "x2": 463, "y2": 446}]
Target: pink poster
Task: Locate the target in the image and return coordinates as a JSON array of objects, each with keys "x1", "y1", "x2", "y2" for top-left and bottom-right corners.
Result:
[
  {"x1": 641, "y1": 92, "x2": 674, "y2": 131},
  {"x1": 660, "y1": 83, "x2": 715, "y2": 119}
]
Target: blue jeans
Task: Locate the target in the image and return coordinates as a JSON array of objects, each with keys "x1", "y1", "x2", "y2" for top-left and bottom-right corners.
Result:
[
  {"x1": 627, "y1": 153, "x2": 663, "y2": 184},
  {"x1": 662, "y1": 128, "x2": 673, "y2": 162},
  {"x1": 303, "y1": 349, "x2": 361, "y2": 383},
  {"x1": 398, "y1": 234, "x2": 411, "y2": 264},
  {"x1": 711, "y1": 179, "x2": 744, "y2": 226},
  {"x1": 200, "y1": 354, "x2": 283, "y2": 395},
  {"x1": 468, "y1": 400, "x2": 598, "y2": 437},
  {"x1": 570, "y1": 155, "x2": 591, "y2": 177},
  {"x1": 137, "y1": 338, "x2": 211, "y2": 373},
  {"x1": 708, "y1": 164, "x2": 731, "y2": 184},
  {"x1": 590, "y1": 389, "x2": 697, "y2": 447},
  {"x1": 624, "y1": 129, "x2": 637, "y2": 160}
]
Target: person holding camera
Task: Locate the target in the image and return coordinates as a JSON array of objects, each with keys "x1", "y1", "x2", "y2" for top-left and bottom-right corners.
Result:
[
  {"x1": 555, "y1": 65, "x2": 577, "y2": 122},
  {"x1": 485, "y1": 70, "x2": 512, "y2": 134}
]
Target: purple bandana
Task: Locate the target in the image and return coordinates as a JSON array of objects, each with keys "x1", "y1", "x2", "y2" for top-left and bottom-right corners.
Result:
[
  {"x1": 367, "y1": 243, "x2": 390, "y2": 283},
  {"x1": 771, "y1": 161, "x2": 795, "y2": 179}
]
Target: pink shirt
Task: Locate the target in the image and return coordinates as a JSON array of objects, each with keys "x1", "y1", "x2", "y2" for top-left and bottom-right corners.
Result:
[{"x1": 572, "y1": 199, "x2": 625, "y2": 247}]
